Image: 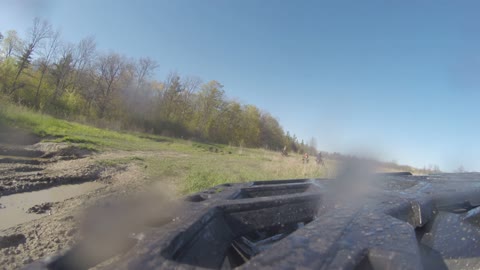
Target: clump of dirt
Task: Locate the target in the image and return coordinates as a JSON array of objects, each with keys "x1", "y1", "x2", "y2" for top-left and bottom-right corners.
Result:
[
  {"x1": 27, "y1": 203, "x2": 57, "y2": 215},
  {"x1": 0, "y1": 234, "x2": 26, "y2": 249},
  {"x1": 35, "y1": 143, "x2": 94, "y2": 160}
]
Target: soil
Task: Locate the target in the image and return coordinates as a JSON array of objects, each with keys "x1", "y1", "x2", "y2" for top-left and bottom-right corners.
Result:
[{"x1": 0, "y1": 128, "x2": 172, "y2": 270}]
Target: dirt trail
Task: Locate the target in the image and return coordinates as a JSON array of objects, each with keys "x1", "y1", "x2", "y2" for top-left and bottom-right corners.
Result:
[{"x1": 0, "y1": 128, "x2": 175, "y2": 269}]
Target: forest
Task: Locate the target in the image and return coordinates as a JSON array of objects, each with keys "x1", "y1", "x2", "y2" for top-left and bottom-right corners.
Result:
[{"x1": 0, "y1": 18, "x2": 315, "y2": 153}]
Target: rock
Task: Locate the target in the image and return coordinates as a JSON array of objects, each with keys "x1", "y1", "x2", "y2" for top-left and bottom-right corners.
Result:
[{"x1": 0, "y1": 203, "x2": 5, "y2": 209}]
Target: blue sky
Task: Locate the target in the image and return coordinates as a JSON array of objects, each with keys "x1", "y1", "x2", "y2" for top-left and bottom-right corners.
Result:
[{"x1": 1, "y1": 0, "x2": 480, "y2": 171}]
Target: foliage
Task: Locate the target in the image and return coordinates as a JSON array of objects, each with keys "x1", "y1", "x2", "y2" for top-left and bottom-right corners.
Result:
[{"x1": 0, "y1": 18, "x2": 309, "y2": 154}]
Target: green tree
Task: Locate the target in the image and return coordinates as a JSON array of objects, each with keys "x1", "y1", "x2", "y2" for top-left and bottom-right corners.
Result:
[
  {"x1": 241, "y1": 105, "x2": 261, "y2": 147},
  {"x1": 194, "y1": 80, "x2": 225, "y2": 139},
  {"x1": 0, "y1": 30, "x2": 23, "y2": 60},
  {"x1": 259, "y1": 113, "x2": 285, "y2": 150}
]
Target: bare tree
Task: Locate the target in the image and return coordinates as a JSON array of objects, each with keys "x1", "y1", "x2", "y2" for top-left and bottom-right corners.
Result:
[
  {"x1": 182, "y1": 76, "x2": 201, "y2": 96},
  {"x1": 135, "y1": 57, "x2": 158, "y2": 90},
  {"x1": 95, "y1": 52, "x2": 125, "y2": 118},
  {"x1": 34, "y1": 30, "x2": 61, "y2": 109},
  {"x1": 9, "y1": 18, "x2": 52, "y2": 94},
  {"x1": 71, "y1": 36, "x2": 96, "y2": 91},
  {"x1": 74, "y1": 36, "x2": 96, "y2": 71},
  {"x1": 67, "y1": 37, "x2": 97, "y2": 114},
  {"x1": 178, "y1": 75, "x2": 201, "y2": 121},
  {"x1": 50, "y1": 43, "x2": 75, "y2": 103}
]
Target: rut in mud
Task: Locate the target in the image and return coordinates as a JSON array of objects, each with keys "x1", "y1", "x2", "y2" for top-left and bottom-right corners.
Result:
[{"x1": 0, "y1": 140, "x2": 99, "y2": 197}]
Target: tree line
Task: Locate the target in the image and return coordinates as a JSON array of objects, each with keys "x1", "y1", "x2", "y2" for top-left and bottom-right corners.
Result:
[{"x1": 0, "y1": 18, "x2": 315, "y2": 153}]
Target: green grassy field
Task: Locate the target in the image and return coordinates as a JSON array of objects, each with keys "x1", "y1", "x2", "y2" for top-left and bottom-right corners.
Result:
[{"x1": 0, "y1": 101, "x2": 332, "y2": 194}]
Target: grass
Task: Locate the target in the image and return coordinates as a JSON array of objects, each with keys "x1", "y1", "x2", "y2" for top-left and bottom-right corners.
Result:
[
  {"x1": 144, "y1": 151, "x2": 334, "y2": 194},
  {"x1": 1, "y1": 101, "x2": 415, "y2": 195},
  {"x1": 0, "y1": 102, "x2": 332, "y2": 194},
  {"x1": 96, "y1": 156, "x2": 146, "y2": 167},
  {"x1": 0, "y1": 101, "x2": 190, "y2": 152}
]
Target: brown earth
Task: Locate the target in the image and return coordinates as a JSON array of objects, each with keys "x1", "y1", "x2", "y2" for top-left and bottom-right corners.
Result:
[{"x1": 0, "y1": 134, "x2": 174, "y2": 269}]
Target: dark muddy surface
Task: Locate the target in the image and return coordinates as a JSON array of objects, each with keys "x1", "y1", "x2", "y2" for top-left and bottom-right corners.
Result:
[
  {"x1": 0, "y1": 234, "x2": 26, "y2": 249},
  {"x1": 0, "y1": 127, "x2": 148, "y2": 269},
  {"x1": 0, "y1": 124, "x2": 41, "y2": 146}
]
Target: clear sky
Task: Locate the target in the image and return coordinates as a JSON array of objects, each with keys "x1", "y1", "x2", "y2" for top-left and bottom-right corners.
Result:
[{"x1": 1, "y1": 0, "x2": 480, "y2": 171}]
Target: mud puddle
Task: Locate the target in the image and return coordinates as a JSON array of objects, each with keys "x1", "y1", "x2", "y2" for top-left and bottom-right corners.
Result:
[{"x1": 0, "y1": 182, "x2": 105, "y2": 231}]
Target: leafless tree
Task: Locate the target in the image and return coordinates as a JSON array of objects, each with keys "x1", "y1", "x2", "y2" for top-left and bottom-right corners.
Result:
[
  {"x1": 70, "y1": 36, "x2": 97, "y2": 92},
  {"x1": 9, "y1": 18, "x2": 52, "y2": 94},
  {"x1": 95, "y1": 52, "x2": 126, "y2": 118},
  {"x1": 178, "y1": 76, "x2": 201, "y2": 121},
  {"x1": 50, "y1": 43, "x2": 75, "y2": 103},
  {"x1": 135, "y1": 57, "x2": 158, "y2": 90},
  {"x1": 74, "y1": 36, "x2": 96, "y2": 71},
  {"x1": 34, "y1": 30, "x2": 61, "y2": 109}
]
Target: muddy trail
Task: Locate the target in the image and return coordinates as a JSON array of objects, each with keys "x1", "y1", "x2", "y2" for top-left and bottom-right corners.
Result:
[
  {"x1": 0, "y1": 143, "x2": 100, "y2": 197},
  {"x1": 0, "y1": 127, "x2": 154, "y2": 269}
]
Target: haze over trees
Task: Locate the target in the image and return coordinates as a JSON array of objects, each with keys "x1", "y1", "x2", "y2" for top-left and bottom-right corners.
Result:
[{"x1": 0, "y1": 18, "x2": 312, "y2": 153}]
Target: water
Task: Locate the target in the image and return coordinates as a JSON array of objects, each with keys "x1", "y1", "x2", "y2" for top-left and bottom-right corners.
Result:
[{"x1": 0, "y1": 182, "x2": 104, "y2": 231}]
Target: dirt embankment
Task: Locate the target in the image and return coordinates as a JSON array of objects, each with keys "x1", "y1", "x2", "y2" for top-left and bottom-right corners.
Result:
[{"x1": 0, "y1": 127, "x2": 152, "y2": 269}]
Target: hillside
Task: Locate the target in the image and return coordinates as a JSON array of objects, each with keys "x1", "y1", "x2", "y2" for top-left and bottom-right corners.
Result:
[
  {"x1": 0, "y1": 102, "x2": 333, "y2": 194},
  {"x1": 0, "y1": 102, "x2": 432, "y2": 269},
  {"x1": 0, "y1": 101, "x2": 431, "y2": 195}
]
